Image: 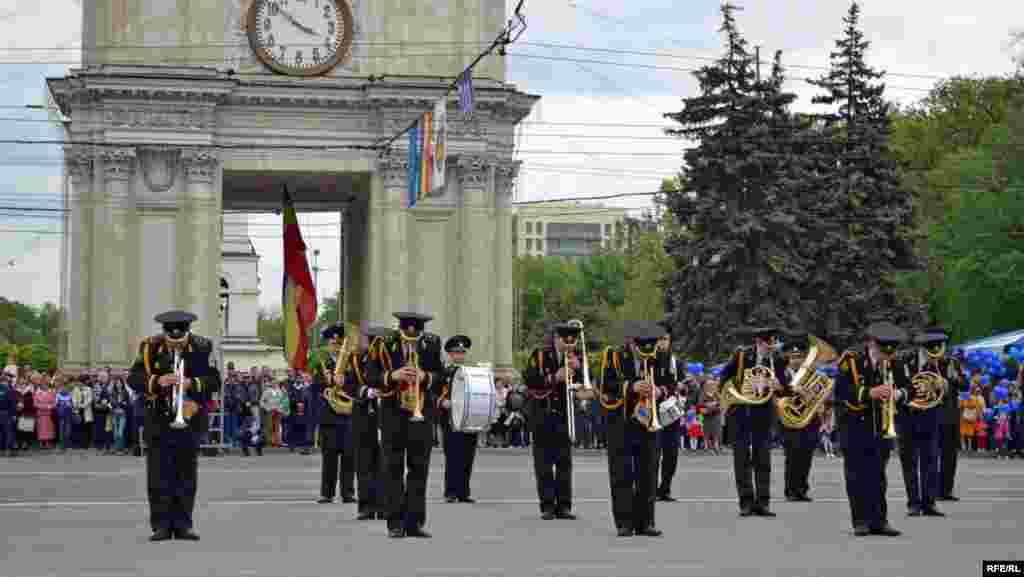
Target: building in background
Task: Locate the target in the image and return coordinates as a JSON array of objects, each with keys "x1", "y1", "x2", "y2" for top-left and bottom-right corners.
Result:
[
  {"x1": 513, "y1": 201, "x2": 629, "y2": 260},
  {"x1": 221, "y1": 214, "x2": 286, "y2": 372}
]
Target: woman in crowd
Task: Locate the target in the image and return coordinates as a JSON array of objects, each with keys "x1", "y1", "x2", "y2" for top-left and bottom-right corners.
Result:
[{"x1": 33, "y1": 373, "x2": 56, "y2": 450}]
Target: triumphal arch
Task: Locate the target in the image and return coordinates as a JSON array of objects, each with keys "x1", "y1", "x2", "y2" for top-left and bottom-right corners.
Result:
[{"x1": 48, "y1": 0, "x2": 537, "y2": 371}]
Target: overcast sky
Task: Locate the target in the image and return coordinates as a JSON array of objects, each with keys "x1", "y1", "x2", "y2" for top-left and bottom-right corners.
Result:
[{"x1": 0, "y1": 0, "x2": 1021, "y2": 313}]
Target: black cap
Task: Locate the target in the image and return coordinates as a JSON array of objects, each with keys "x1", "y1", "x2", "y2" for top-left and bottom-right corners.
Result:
[
  {"x1": 657, "y1": 316, "x2": 673, "y2": 333},
  {"x1": 740, "y1": 325, "x2": 780, "y2": 341},
  {"x1": 365, "y1": 325, "x2": 391, "y2": 339},
  {"x1": 554, "y1": 322, "x2": 583, "y2": 339},
  {"x1": 154, "y1": 310, "x2": 197, "y2": 325},
  {"x1": 393, "y1": 311, "x2": 433, "y2": 331},
  {"x1": 914, "y1": 326, "x2": 949, "y2": 345},
  {"x1": 445, "y1": 335, "x2": 472, "y2": 352},
  {"x1": 321, "y1": 323, "x2": 344, "y2": 341},
  {"x1": 864, "y1": 322, "x2": 908, "y2": 345}
]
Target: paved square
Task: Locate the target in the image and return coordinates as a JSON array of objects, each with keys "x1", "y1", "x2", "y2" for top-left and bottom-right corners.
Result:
[{"x1": 1, "y1": 449, "x2": 1020, "y2": 576}]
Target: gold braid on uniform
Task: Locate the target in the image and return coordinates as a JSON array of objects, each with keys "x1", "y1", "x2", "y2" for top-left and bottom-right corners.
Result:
[
  {"x1": 529, "y1": 349, "x2": 555, "y2": 400},
  {"x1": 374, "y1": 336, "x2": 399, "y2": 398},
  {"x1": 837, "y1": 350, "x2": 864, "y2": 412},
  {"x1": 598, "y1": 347, "x2": 625, "y2": 411}
]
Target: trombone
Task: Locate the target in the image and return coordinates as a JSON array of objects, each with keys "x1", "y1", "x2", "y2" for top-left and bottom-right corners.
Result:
[
  {"x1": 170, "y1": 349, "x2": 188, "y2": 430},
  {"x1": 565, "y1": 319, "x2": 593, "y2": 444}
]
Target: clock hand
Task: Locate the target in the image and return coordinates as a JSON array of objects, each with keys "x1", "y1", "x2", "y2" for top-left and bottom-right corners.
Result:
[{"x1": 279, "y1": 9, "x2": 318, "y2": 36}]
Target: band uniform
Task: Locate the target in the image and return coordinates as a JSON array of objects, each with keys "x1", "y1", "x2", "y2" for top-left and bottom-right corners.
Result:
[
  {"x1": 597, "y1": 321, "x2": 665, "y2": 537},
  {"x1": 439, "y1": 335, "x2": 478, "y2": 503},
  {"x1": 351, "y1": 325, "x2": 391, "y2": 520},
  {"x1": 653, "y1": 319, "x2": 682, "y2": 502},
  {"x1": 315, "y1": 324, "x2": 356, "y2": 505},
  {"x1": 366, "y1": 312, "x2": 445, "y2": 538},
  {"x1": 926, "y1": 328, "x2": 968, "y2": 502},
  {"x1": 719, "y1": 327, "x2": 787, "y2": 517},
  {"x1": 834, "y1": 321, "x2": 908, "y2": 537},
  {"x1": 127, "y1": 310, "x2": 221, "y2": 542},
  {"x1": 900, "y1": 326, "x2": 960, "y2": 516},
  {"x1": 780, "y1": 336, "x2": 819, "y2": 502},
  {"x1": 523, "y1": 322, "x2": 585, "y2": 520}
]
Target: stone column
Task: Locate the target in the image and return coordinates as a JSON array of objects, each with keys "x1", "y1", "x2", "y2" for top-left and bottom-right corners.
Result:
[
  {"x1": 180, "y1": 149, "x2": 222, "y2": 342},
  {"x1": 64, "y1": 148, "x2": 95, "y2": 368},
  {"x1": 493, "y1": 159, "x2": 520, "y2": 370},
  {"x1": 457, "y1": 155, "x2": 496, "y2": 362},
  {"x1": 369, "y1": 151, "x2": 410, "y2": 323},
  {"x1": 93, "y1": 147, "x2": 137, "y2": 365}
]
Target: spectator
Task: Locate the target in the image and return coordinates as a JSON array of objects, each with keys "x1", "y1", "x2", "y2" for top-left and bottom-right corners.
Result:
[
  {"x1": 55, "y1": 376, "x2": 73, "y2": 452},
  {"x1": 34, "y1": 374, "x2": 57, "y2": 450}
]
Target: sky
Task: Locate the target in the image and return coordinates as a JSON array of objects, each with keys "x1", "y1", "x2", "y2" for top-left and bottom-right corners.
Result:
[{"x1": 0, "y1": 0, "x2": 1022, "y2": 314}]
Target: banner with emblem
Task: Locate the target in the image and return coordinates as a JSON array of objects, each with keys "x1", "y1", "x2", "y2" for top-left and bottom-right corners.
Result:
[{"x1": 431, "y1": 98, "x2": 447, "y2": 194}]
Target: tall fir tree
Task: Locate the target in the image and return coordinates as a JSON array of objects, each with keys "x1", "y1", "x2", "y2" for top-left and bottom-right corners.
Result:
[
  {"x1": 661, "y1": 3, "x2": 811, "y2": 360},
  {"x1": 806, "y1": 1, "x2": 922, "y2": 345}
]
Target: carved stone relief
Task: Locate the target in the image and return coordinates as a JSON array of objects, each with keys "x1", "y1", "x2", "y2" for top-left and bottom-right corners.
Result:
[
  {"x1": 100, "y1": 148, "x2": 137, "y2": 182},
  {"x1": 138, "y1": 147, "x2": 181, "y2": 192},
  {"x1": 181, "y1": 149, "x2": 220, "y2": 184}
]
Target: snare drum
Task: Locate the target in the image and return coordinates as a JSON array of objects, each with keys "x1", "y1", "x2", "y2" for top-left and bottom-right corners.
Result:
[
  {"x1": 450, "y1": 366, "x2": 497, "y2": 433},
  {"x1": 658, "y1": 396, "x2": 685, "y2": 427}
]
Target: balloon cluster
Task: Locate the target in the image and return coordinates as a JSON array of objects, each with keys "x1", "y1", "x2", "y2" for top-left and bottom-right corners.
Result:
[
  {"x1": 962, "y1": 347, "x2": 1020, "y2": 380},
  {"x1": 686, "y1": 362, "x2": 705, "y2": 376}
]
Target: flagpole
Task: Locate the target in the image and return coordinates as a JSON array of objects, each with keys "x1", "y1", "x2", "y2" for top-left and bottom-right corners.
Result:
[{"x1": 374, "y1": 1, "x2": 526, "y2": 153}]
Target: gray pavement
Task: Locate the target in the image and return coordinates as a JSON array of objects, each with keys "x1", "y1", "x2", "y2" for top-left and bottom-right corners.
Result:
[{"x1": 0, "y1": 447, "x2": 1021, "y2": 577}]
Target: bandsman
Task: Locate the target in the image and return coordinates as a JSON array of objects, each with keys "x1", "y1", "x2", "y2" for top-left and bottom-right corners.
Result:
[
  {"x1": 351, "y1": 324, "x2": 391, "y2": 520},
  {"x1": 719, "y1": 326, "x2": 787, "y2": 517},
  {"x1": 835, "y1": 321, "x2": 908, "y2": 537},
  {"x1": 780, "y1": 334, "x2": 819, "y2": 502},
  {"x1": 127, "y1": 310, "x2": 221, "y2": 541},
  {"x1": 653, "y1": 319, "x2": 682, "y2": 502},
  {"x1": 439, "y1": 335, "x2": 479, "y2": 503},
  {"x1": 366, "y1": 312, "x2": 445, "y2": 538},
  {"x1": 315, "y1": 324, "x2": 356, "y2": 505}
]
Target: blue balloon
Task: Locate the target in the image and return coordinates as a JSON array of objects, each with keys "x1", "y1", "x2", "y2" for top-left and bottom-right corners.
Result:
[
  {"x1": 959, "y1": 392, "x2": 971, "y2": 401},
  {"x1": 1012, "y1": 400, "x2": 1022, "y2": 412},
  {"x1": 694, "y1": 362, "x2": 705, "y2": 374},
  {"x1": 711, "y1": 367, "x2": 722, "y2": 377},
  {"x1": 984, "y1": 408, "x2": 994, "y2": 418},
  {"x1": 981, "y1": 374, "x2": 991, "y2": 385}
]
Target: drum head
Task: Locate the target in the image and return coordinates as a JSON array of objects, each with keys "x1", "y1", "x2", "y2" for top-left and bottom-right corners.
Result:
[
  {"x1": 451, "y1": 368, "x2": 468, "y2": 429},
  {"x1": 450, "y1": 366, "x2": 496, "y2": 432}
]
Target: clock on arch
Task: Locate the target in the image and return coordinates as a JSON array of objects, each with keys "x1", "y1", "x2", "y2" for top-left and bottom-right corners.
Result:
[{"x1": 247, "y1": 0, "x2": 354, "y2": 77}]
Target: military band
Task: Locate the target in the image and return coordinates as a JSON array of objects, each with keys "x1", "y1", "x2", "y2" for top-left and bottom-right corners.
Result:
[
  {"x1": 523, "y1": 322, "x2": 584, "y2": 520},
  {"x1": 720, "y1": 326, "x2": 787, "y2": 517},
  {"x1": 597, "y1": 321, "x2": 665, "y2": 537},
  {"x1": 366, "y1": 312, "x2": 445, "y2": 538},
  {"x1": 781, "y1": 336, "x2": 818, "y2": 503},
  {"x1": 315, "y1": 324, "x2": 356, "y2": 506},
  {"x1": 127, "y1": 310, "x2": 221, "y2": 542},
  {"x1": 439, "y1": 335, "x2": 479, "y2": 503}
]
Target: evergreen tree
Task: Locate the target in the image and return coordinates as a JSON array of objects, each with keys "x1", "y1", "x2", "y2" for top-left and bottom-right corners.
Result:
[
  {"x1": 661, "y1": 3, "x2": 809, "y2": 360},
  {"x1": 806, "y1": 1, "x2": 922, "y2": 345}
]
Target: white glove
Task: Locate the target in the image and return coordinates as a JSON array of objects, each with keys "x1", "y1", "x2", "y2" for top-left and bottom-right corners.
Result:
[
  {"x1": 365, "y1": 388, "x2": 378, "y2": 400},
  {"x1": 441, "y1": 399, "x2": 452, "y2": 409}
]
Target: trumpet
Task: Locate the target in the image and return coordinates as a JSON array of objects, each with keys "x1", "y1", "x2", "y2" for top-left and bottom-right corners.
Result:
[
  {"x1": 646, "y1": 361, "x2": 662, "y2": 432},
  {"x1": 170, "y1": 350, "x2": 188, "y2": 430},
  {"x1": 399, "y1": 347, "x2": 425, "y2": 422},
  {"x1": 880, "y1": 359, "x2": 898, "y2": 439}
]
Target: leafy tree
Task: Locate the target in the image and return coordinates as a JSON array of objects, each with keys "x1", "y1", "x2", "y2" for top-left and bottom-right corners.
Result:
[
  {"x1": 257, "y1": 308, "x2": 285, "y2": 348},
  {"x1": 661, "y1": 3, "x2": 809, "y2": 358},
  {"x1": 804, "y1": 0, "x2": 921, "y2": 345}
]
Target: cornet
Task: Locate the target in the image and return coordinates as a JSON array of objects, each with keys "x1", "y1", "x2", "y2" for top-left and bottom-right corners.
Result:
[
  {"x1": 170, "y1": 350, "x2": 188, "y2": 430},
  {"x1": 880, "y1": 359, "x2": 898, "y2": 439}
]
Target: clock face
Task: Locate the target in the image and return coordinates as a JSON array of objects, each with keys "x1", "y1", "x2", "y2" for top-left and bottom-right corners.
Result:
[{"x1": 248, "y1": 0, "x2": 353, "y2": 76}]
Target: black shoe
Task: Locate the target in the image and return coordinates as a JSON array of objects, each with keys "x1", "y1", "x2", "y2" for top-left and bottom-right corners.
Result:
[
  {"x1": 457, "y1": 497, "x2": 476, "y2": 503},
  {"x1": 940, "y1": 495, "x2": 960, "y2": 502},
  {"x1": 173, "y1": 529, "x2": 200, "y2": 541},
  {"x1": 242, "y1": 448, "x2": 250, "y2": 456},
  {"x1": 635, "y1": 526, "x2": 663, "y2": 537},
  {"x1": 922, "y1": 507, "x2": 945, "y2": 517},
  {"x1": 405, "y1": 526, "x2": 431, "y2": 538},
  {"x1": 794, "y1": 494, "x2": 812, "y2": 502},
  {"x1": 445, "y1": 497, "x2": 458, "y2": 503},
  {"x1": 555, "y1": 510, "x2": 576, "y2": 520},
  {"x1": 541, "y1": 511, "x2": 556, "y2": 520},
  {"x1": 388, "y1": 528, "x2": 404, "y2": 538},
  {"x1": 616, "y1": 527, "x2": 633, "y2": 537},
  {"x1": 871, "y1": 525, "x2": 902, "y2": 537},
  {"x1": 657, "y1": 494, "x2": 677, "y2": 502},
  {"x1": 753, "y1": 507, "x2": 776, "y2": 517},
  {"x1": 853, "y1": 525, "x2": 870, "y2": 537},
  {"x1": 317, "y1": 497, "x2": 333, "y2": 504},
  {"x1": 907, "y1": 508, "x2": 922, "y2": 517},
  {"x1": 739, "y1": 506, "x2": 754, "y2": 517},
  {"x1": 256, "y1": 448, "x2": 263, "y2": 456},
  {"x1": 342, "y1": 496, "x2": 356, "y2": 504},
  {"x1": 376, "y1": 512, "x2": 387, "y2": 520},
  {"x1": 357, "y1": 512, "x2": 374, "y2": 520},
  {"x1": 149, "y1": 529, "x2": 172, "y2": 542}
]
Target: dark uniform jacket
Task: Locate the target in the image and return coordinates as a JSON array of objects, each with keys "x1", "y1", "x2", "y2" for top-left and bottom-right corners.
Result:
[
  {"x1": 523, "y1": 347, "x2": 592, "y2": 420},
  {"x1": 315, "y1": 352, "x2": 356, "y2": 427},
  {"x1": 366, "y1": 331, "x2": 445, "y2": 425},
  {"x1": 127, "y1": 334, "x2": 221, "y2": 442},
  {"x1": 834, "y1": 349, "x2": 911, "y2": 438},
  {"x1": 719, "y1": 347, "x2": 788, "y2": 414},
  {"x1": 597, "y1": 348, "x2": 672, "y2": 426}
]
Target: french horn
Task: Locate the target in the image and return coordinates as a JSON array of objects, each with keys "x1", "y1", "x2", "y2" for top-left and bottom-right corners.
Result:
[
  {"x1": 908, "y1": 371, "x2": 947, "y2": 411},
  {"x1": 775, "y1": 335, "x2": 838, "y2": 429}
]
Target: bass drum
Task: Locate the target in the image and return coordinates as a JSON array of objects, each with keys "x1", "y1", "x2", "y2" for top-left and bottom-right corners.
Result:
[
  {"x1": 450, "y1": 365, "x2": 497, "y2": 433},
  {"x1": 657, "y1": 396, "x2": 685, "y2": 427}
]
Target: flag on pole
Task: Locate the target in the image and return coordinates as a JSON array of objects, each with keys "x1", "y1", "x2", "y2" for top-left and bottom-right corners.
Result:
[
  {"x1": 432, "y1": 98, "x2": 447, "y2": 193},
  {"x1": 281, "y1": 186, "x2": 318, "y2": 370},
  {"x1": 457, "y1": 71, "x2": 474, "y2": 119},
  {"x1": 420, "y1": 110, "x2": 433, "y2": 202},
  {"x1": 408, "y1": 120, "x2": 421, "y2": 207}
]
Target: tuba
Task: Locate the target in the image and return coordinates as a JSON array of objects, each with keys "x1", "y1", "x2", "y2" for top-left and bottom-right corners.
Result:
[
  {"x1": 909, "y1": 371, "x2": 947, "y2": 411},
  {"x1": 776, "y1": 335, "x2": 838, "y2": 429}
]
